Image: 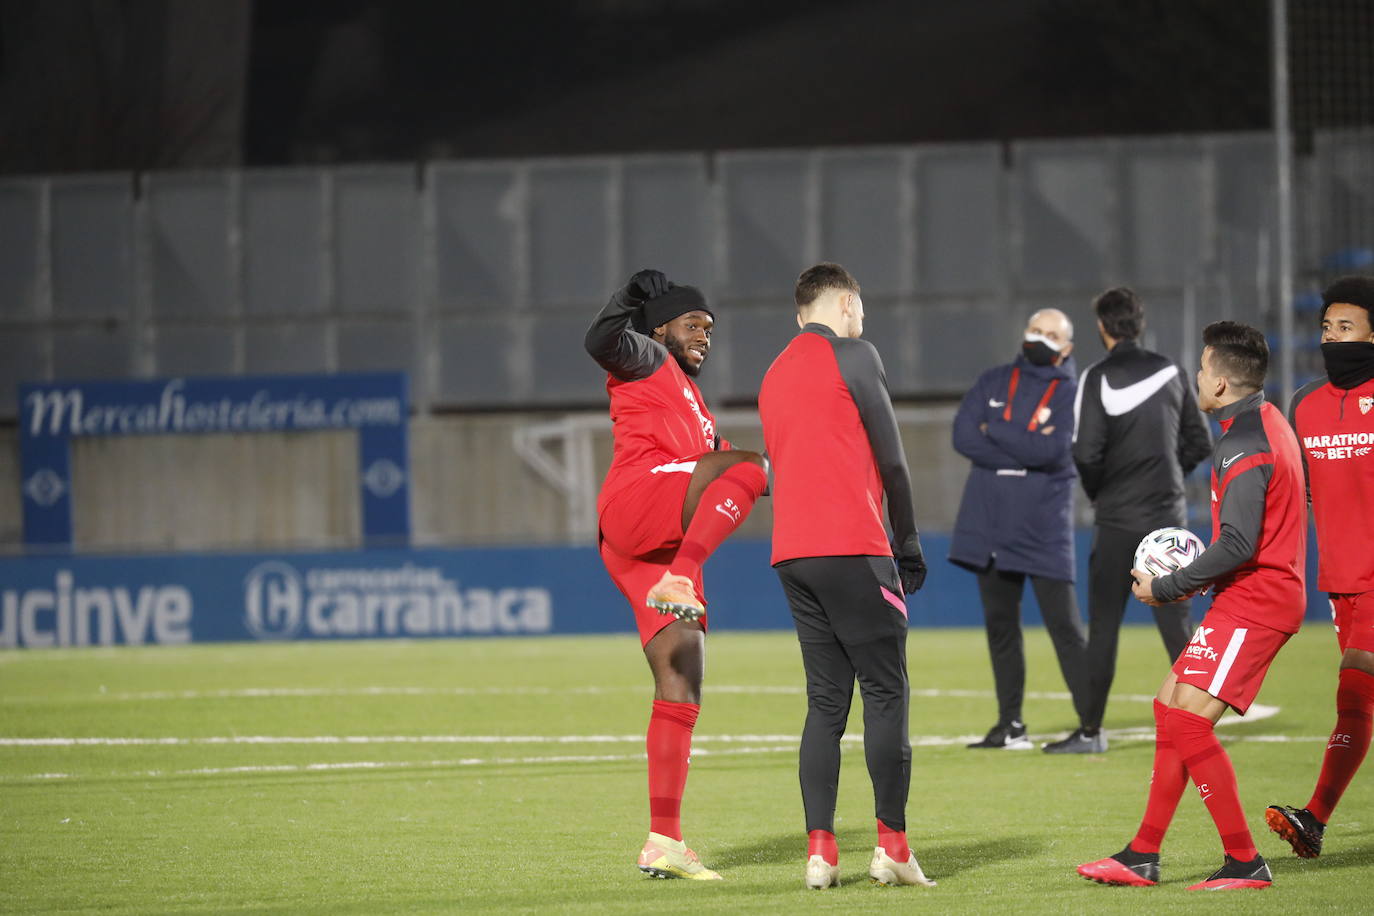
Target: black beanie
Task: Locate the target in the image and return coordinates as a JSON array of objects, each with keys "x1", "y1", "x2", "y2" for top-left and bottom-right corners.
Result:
[{"x1": 635, "y1": 285, "x2": 712, "y2": 334}]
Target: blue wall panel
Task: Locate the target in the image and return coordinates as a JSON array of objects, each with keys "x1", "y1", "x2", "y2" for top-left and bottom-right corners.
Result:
[{"x1": 0, "y1": 529, "x2": 1331, "y2": 649}]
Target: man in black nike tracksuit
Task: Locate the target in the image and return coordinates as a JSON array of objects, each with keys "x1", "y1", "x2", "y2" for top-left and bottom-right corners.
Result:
[{"x1": 1057, "y1": 287, "x2": 1213, "y2": 754}]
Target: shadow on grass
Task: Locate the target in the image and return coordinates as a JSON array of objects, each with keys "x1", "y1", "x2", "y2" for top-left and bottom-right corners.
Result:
[
  {"x1": 1283, "y1": 841, "x2": 1374, "y2": 871},
  {"x1": 715, "y1": 827, "x2": 1045, "y2": 881}
]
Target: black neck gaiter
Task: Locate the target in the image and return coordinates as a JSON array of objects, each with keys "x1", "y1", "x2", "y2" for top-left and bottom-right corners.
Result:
[{"x1": 1321, "y1": 341, "x2": 1374, "y2": 389}]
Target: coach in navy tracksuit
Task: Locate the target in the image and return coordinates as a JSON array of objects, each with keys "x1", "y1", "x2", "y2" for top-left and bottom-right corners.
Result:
[{"x1": 949, "y1": 309, "x2": 1092, "y2": 751}]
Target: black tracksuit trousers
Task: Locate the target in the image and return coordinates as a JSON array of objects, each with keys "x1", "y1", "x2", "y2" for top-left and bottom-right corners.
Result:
[
  {"x1": 975, "y1": 561, "x2": 1091, "y2": 727},
  {"x1": 1082, "y1": 524, "x2": 1195, "y2": 729},
  {"x1": 776, "y1": 555, "x2": 910, "y2": 834}
]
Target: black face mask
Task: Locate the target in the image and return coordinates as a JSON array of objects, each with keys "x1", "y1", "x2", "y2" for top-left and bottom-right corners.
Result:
[
  {"x1": 1321, "y1": 341, "x2": 1374, "y2": 389},
  {"x1": 1022, "y1": 340, "x2": 1058, "y2": 367}
]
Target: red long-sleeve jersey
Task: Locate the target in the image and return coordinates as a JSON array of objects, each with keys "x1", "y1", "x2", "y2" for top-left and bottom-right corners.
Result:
[
  {"x1": 1289, "y1": 376, "x2": 1374, "y2": 593},
  {"x1": 1153, "y1": 393, "x2": 1307, "y2": 633},
  {"x1": 584, "y1": 286, "x2": 729, "y2": 514},
  {"x1": 759, "y1": 324, "x2": 918, "y2": 565}
]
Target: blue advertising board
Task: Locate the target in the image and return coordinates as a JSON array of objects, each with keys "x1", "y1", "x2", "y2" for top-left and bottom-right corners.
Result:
[
  {"x1": 18, "y1": 373, "x2": 410, "y2": 549},
  {"x1": 0, "y1": 531, "x2": 1332, "y2": 649}
]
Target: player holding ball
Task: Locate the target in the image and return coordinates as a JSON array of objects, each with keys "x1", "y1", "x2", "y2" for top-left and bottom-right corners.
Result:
[{"x1": 1078, "y1": 321, "x2": 1306, "y2": 891}]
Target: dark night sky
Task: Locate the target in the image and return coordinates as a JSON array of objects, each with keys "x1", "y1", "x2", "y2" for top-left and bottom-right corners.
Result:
[
  {"x1": 1, "y1": 0, "x2": 1367, "y2": 175},
  {"x1": 243, "y1": 0, "x2": 1274, "y2": 165}
]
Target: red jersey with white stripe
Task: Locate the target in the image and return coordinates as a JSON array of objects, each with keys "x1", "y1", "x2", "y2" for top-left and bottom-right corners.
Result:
[
  {"x1": 1153, "y1": 393, "x2": 1307, "y2": 633},
  {"x1": 597, "y1": 357, "x2": 721, "y2": 512},
  {"x1": 1289, "y1": 376, "x2": 1374, "y2": 593}
]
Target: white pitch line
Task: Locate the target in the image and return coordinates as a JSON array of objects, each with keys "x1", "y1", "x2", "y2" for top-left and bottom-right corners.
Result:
[
  {"x1": 0, "y1": 703, "x2": 1288, "y2": 750},
  {"x1": 1, "y1": 733, "x2": 1334, "y2": 784},
  {"x1": 0, "y1": 744, "x2": 801, "y2": 783},
  {"x1": 0, "y1": 688, "x2": 1283, "y2": 748},
  {"x1": 1, "y1": 684, "x2": 1173, "y2": 704},
  {"x1": 0, "y1": 734, "x2": 653, "y2": 747}
]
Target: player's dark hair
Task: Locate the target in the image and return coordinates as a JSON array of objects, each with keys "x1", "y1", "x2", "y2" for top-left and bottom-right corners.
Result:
[
  {"x1": 795, "y1": 262, "x2": 860, "y2": 310},
  {"x1": 1320, "y1": 275, "x2": 1374, "y2": 326},
  {"x1": 1202, "y1": 320, "x2": 1268, "y2": 392},
  {"x1": 1093, "y1": 287, "x2": 1144, "y2": 340}
]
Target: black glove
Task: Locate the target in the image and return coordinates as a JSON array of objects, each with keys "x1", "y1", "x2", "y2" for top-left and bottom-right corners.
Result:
[
  {"x1": 624, "y1": 269, "x2": 671, "y2": 302},
  {"x1": 896, "y1": 545, "x2": 927, "y2": 594}
]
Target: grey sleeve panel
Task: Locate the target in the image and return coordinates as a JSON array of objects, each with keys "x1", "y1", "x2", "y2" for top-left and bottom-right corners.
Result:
[
  {"x1": 1288, "y1": 378, "x2": 1325, "y2": 507},
  {"x1": 831, "y1": 337, "x2": 919, "y2": 554},
  {"x1": 1152, "y1": 462, "x2": 1271, "y2": 602},
  {"x1": 583, "y1": 290, "x2": 667, "y2": 381}
]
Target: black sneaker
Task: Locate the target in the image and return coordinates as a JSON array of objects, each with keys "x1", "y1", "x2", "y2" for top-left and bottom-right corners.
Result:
[
  {"x1": 1187, "y1": 854, "x2": 1272, "y2": 890},
  {"x1": 1077, "y1": 845, "x2": 1159, "y2": 886},
  {"x1": 1043, "y1": 727, "x2": 1108, "y2": 754},
  {"x1": 1265, "y1": 804, "x2": 1325, "y2": 858},
  {"x1": 967, "y1": 720, "x2": 1031, "y2": 750}
]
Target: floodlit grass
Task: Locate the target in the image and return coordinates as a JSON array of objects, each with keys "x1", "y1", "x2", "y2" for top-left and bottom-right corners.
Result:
[{"x1": 1, "y1": 624, "x2": 1370, "y2": 914}]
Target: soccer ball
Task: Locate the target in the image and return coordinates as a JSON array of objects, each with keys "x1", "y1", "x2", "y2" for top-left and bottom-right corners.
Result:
[{"x1": 1133, "y1": 527, "x2": 1206, "y2": 576}]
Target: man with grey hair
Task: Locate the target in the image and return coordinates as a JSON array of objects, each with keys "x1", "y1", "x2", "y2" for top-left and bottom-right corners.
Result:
[{"x1": 950, "y1": 308, "x2": 1093, "y2": 751}]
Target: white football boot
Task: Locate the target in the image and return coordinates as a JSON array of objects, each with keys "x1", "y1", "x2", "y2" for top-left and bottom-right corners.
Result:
[
  {"x1": 805, "y1": 854, "x2": 840, "y2": 889},
  {"x1": 869, "y1": 847, "x2": 936, "y2": 887}
]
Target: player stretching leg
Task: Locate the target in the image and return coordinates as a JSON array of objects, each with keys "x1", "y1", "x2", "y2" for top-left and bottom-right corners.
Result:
[
  {"x1": 1268, "y1": 276, "x2": 1374, "y2": 857},
  {"x1": 585, "y1": 269, "x2": 768, "y2": 881},
  {"x1": 1077, "y1": 323, "x2": 1307, "y2": 891}
]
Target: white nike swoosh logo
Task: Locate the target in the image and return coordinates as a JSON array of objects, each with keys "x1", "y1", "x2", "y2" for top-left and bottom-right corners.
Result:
[
  {"x1": 1100, "y1": 365, "x2": 1178, "y2": 416},
  {"x1": 714, "y1": 504, "x2": 736, "y2": 522},
  {"x1": 988, "y1": 399, "x2": 1005, "y2": 408},
  {"x1": 1183, "y1": 667, "x2": 1209, "y2": 676},
  {"x1": 1221, "y1": 452, "x2": 1244, "y2": 468}
]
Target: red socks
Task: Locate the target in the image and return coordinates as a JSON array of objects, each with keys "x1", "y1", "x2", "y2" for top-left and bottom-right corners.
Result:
[
  {"x1": 1167, "y1": 706, "x2": 1257, "y2": 861},
  {"x1": 808, "y1": 829, "x2": 838, "y2": 866},
  {"x1": 1131, "y1": 700, "x2": 1188, "y2": 853},
  {"x1": 877, "y1": 818, "x2": 911, "y2": 862},
  {"x1": 673, "y1": 462, "x2": 767, "y2": 582},
  {"x1": 646, "y1": 700, "x2": 700, "y2": 841},
  {"x1": 1307, "y1": 667, "x2": 1374, "y2": 823},
  {"x1": 806, "y1": 822, "x2": 907, "y2": 865}
]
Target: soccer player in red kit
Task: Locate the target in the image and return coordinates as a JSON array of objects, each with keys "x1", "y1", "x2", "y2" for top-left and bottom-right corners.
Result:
[
  {"x1": 1078, "y1": 321, "x2": 1306, "y2": 890},
  {"x1": 759, "y1": 263, "x2": 933, "y2": 890},
  {"x1": 1267, "y1": 275, "x2": 1374, "y2": 857},
  {"x1": 584, "y1": 269, "x2": 768, "y2": 880}
]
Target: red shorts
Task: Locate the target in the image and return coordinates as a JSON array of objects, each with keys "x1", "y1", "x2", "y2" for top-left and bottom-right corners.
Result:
[
  {"x1": 598, "y1": 461, "x2": 695, "y2": 558},
  {"x1": 1172, "y1": 611, "x2": 1291, "y2": 714},
  {"x1": 1331, "y1": 591, "x2": 1374, "y2": 653},
  {"x1": 598, "y1": 461, "x2": 706, "y2": 647},
  {"x1": 600, "y1": 539, "x2": 708, "y2": 647}
]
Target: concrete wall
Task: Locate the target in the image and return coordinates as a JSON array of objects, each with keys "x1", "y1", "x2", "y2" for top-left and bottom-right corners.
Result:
[
  {"x1": 3, "y1": 404, "x2": 996, "y2": 554},
  {"x1": 15, "y1": 130, "x2": 1367, "y2": 420}
]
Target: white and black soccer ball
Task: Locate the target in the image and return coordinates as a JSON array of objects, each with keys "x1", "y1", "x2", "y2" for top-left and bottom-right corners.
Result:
[{"x1": 1133, "y1": 527, "x2": 1205, "y2": 576}]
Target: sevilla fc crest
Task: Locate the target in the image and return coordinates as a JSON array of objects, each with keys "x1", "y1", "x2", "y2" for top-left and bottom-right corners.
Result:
[{"x1": 1361, "y1": 395, "x2": 1373, "y2": 415}]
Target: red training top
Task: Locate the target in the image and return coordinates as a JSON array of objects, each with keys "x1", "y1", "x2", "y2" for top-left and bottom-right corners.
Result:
[
  {"x1": 759, "y1": 325, "x2": 918, "y2": 565},
  {"x1": 598, "y1": 357, "x2": 722, "y2": 511},
  {"x1": 1156, "y1": 393, "x2": 1306, "y2": 632},
  {"x1": 1289, "y1": 375, "x2": 1374, "y2": 593}
]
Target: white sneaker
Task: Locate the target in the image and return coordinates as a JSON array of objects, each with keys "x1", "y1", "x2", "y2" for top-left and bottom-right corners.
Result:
[
  {"x1": 869, "y1": 847, "x2": 936, "y2": 887},
  {"x1": 805, "y1": 854, "x2": 840, "y2": 889}
]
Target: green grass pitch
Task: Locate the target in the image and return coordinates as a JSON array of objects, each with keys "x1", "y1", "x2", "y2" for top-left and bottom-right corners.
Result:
[{"x1": 2, "y1": 624, "x2": 1371, "y2": 914}]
